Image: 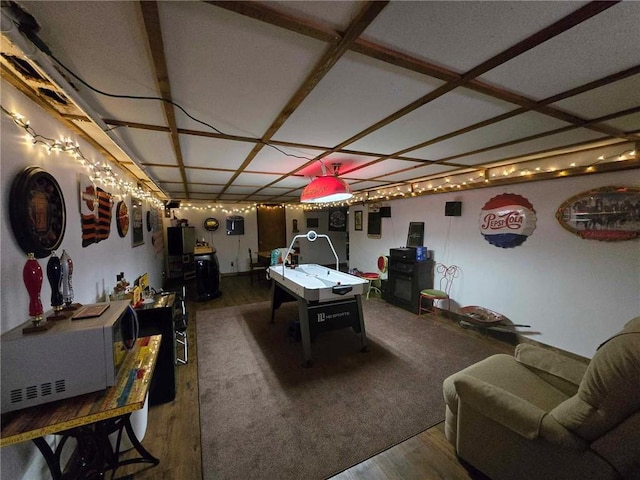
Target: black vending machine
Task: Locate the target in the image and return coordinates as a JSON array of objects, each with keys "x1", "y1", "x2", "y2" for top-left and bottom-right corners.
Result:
[{"x1": 194, "y1": 252, "x2": 221, "y2": 301}]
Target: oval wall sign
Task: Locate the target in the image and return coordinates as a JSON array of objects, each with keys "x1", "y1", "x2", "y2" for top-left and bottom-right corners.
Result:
[
  {"x1": 479, "y1": 193, "x2": 537, "y2": 248},
  {"x1": 556, "y1": 186, "x2": 640, "y2": 241}
]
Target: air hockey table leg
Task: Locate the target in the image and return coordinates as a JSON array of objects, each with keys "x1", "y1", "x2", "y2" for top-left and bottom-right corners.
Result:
[
  {"x1": 297, "y1": 297, "x2": 313, "y2": 368},
  {"x1": 356, "y1": 295, "x2": 369, "y2": 352}
]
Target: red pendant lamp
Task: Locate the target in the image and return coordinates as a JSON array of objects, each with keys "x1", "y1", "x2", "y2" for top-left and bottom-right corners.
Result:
[{"x1": 301, "y1": 162, "x2": 352, "y2": 204}]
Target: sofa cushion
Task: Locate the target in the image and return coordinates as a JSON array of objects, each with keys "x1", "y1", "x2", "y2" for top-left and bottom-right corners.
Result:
[{"x1": 550, "y1": 318, "x2": 640, "y2": 441}]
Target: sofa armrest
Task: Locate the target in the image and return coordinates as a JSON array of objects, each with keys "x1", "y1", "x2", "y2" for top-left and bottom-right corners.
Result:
[
  {"x1": 453, "y1": 374, "x2": 546, "y2": 439},
  {"x1": 515, "y1": 344, "x2": 587, "y2": 395}
]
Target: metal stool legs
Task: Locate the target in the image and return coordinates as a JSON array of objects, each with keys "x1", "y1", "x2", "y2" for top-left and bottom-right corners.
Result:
[{"x1": 175, "y1": 315, "x2": 188, "y2": 365}]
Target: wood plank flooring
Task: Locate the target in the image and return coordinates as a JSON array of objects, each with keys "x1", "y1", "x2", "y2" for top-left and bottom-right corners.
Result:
[{"x1": 120, "y1": 274, "x2": 506, "y2": 479}]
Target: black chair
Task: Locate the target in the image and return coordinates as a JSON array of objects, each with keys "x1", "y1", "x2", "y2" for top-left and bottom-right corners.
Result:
[{"x1": 249, "y1": 248, "x2": 267, "y2": 285}]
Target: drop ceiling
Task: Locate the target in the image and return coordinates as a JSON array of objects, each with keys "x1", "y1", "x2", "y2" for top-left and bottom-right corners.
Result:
[{"x1": 1, "y1": 1, "x2": 639, "y2": 205}]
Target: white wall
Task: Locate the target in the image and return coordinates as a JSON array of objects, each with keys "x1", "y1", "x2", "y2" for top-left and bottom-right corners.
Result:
[
  {"x1": 349, "y1": 170, "x2": 640, "y2": 358},
  {"x1": 1, "y1": 80, "x2": 165, "y2": 479}
]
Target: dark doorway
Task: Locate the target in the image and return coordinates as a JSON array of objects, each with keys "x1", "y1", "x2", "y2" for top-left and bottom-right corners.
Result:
[{"x1": 257, "y1": 205, "x2": 286, "y2": 253}]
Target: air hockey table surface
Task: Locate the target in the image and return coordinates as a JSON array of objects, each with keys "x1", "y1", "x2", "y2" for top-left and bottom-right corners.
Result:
[{"x1": 268, "y1": 264, "x2": 368, "y2": 302}]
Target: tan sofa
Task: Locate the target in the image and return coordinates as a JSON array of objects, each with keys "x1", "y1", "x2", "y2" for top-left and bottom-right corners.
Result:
[{"x1": 443, "y1": 317, "x2": 640, "y2": 480}]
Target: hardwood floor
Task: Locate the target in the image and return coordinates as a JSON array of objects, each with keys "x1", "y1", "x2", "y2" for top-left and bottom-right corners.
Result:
[{"x1": 120, "y1": 274, "x2": 504, "y2": 479}]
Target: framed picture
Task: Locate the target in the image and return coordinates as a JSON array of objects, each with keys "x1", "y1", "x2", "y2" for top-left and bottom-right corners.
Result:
[
  {"x1": 306, "y1": 217, "x2": 319, "y2": 228},
  {"x1": 406, "y1": 222, "x2": 424, "y2": 247},
  {"x1": 131, "y1": 197, "x2": 144, "y2": 247},
  {"x1": 368, "y1": 212, "x2": 381, "y2": 238},
  {"x1": 354, "y1": 210, "x2": 363, "y2": 231},
  {"x1": 9, "y1": 166, "x2": 67, "y2": 258},
  {"x1": 328, "y1": 207, "x2": 347, "y2": 231},
  {"x1": 556, "y1": 186, "x2": 640, "y2": 241}
]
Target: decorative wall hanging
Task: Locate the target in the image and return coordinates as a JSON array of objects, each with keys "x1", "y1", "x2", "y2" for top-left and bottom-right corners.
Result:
[
  {"x1": 131, "y1": 197, "x2": 144, "y2": 247},
  {"x1": 116, "y1": 201, "x2": 129, "y2": 237},
  {"x1": 9, "y1": 166, "x2": 66, "y2": 258},
  {"x1": 479, "y1": 193, "x2": 537, "y2": 248},
  {"x1": 204, "y1": 217, "x2": 220, "y2": 231},
  {"x1": 146, "y1": 210, "x2": 152, "y2": 232},
  {"x1": 328, "y1": 207, "x2": 347, "y2": 231},
  {"x1": 79, "y1": 175, "x2": 113, "y2": 247},
  {"x1": 556, "y1": 186, "x2": 640, "y2": 241},
  {"x1": 354, "y1": 210, "x2": 363, "y2": 231}
]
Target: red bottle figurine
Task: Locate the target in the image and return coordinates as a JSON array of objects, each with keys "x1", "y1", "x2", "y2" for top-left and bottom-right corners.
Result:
[{"x1": 23, "y1": 252, "x2": 44, "y2": 325}]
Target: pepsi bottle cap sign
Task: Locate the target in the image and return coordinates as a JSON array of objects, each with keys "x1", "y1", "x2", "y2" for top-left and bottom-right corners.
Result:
[{"x1": 479, "y1": 193, "x2": 537, "y2": 248}]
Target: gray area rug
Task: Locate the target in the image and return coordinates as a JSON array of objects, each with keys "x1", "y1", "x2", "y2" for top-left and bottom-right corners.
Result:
[{"x1": 196, "y1": 299, "x2": 510, "y2": 480}]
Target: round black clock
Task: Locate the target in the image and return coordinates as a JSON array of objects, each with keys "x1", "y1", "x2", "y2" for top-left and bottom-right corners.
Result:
[{"x1": 9, "y1": 166, "x2": 67, "y2": 258}]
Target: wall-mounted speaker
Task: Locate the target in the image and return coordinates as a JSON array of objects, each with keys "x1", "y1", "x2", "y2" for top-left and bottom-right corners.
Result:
[
  {"x1": 445, "y1": 201, "x2": 462, "y2": 217},
  {"x1": 226, "y1": 215, "x2": 245, "y2": 235},
  {"x1": 380, "y1": 206, "x2": 392, "y2": 218}
]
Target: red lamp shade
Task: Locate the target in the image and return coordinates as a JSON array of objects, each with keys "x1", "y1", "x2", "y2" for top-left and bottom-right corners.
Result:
[{"x1": 300, "y1": 176, "x2": 353, "y2": 203}]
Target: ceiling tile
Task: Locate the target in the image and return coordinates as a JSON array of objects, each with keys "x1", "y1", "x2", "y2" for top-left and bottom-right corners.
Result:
[
  {"x1": 273, "y1": 51, "x2": 444, "y2": 146},
  {"x1": 479, "y1": 3, "x2": 640, "y2": 99},
  {"x1": 362, "y1": 1, "x2": 584, "y2": 72},
  {"x1": 550, "y1": 74, "x2": 640, "y2": 119},
  {"x1": 348, "y1": 87, "x2": 515, "y2": 155}
]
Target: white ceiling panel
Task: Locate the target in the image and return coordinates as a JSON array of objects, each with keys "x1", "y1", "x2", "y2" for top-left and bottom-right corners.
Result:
[
  {"x1": 378, "y1": 163, "x2": 458, "y2": 183},
  {"x1": 179, "y1": 135, "x2": 255, "y2": 169},
  {"x1": 271, "y1": 176, "x2": 313, "y2": 189},
  {"x1": 348, "y1": 87, "x2": 516, "y2": 155},
  {"x1": 479, "y1": 3, "x2": 640, "y2": 100},
  {"x1": 185, "y1": 169, "x2": 235, "y2": 185},
  {"x1": 233, "y1": 172, "x2": 283, "y2": 187},
  {"x1": 117, "y1": 129, "x2": 175, "y2": 166},
  {"x1": 247, "y1": 145, "x2": 321, "y2": 173},
  {"x1": 600, "y1": 112, "x2": 640, "y2": 133},
  {"x1": 454, "y1": 129, "x2": 607, "y2": 166},
  {"x1": 24, "y1": 2, "x2": 166, "y2": 123},
  {"x1": 159, "y1": 2, "x2": 327, "y2": 137},
  {"x1": 273, "y1": 52, "x2": 445, "y2": 146},
  {"x1": 550, "y1": 74, "x2": 640, "y2": 120},
  {"x1": 362, "y1": 1, "x2": 585, "y2": 72},
  {"x1": 345, "y1": 159, "x2": 422, "y2": 179},
  {"x1": 411, "y1": 112, "x2": 572, "y2": 160},
  {"x1": 188, "y1": 185, "x2": 225, "y2": 195},
  {"x1": 267, "y1": 1, "x2": 362, "y2": 31},
  {"x1": 147, "y1": 165, "x2": 183, "y2": 183}
]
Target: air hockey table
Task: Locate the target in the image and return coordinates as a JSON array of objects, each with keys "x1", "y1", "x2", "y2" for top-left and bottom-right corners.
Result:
[{"x1": 268, "y1": 264, "x2": 370, "y2": 367}]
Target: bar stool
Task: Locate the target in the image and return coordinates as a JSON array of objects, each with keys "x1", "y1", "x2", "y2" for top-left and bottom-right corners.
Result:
[
  {"x1": 361, "y1": 272, "x2": 381, "y2": 299},
  {"x1": 174, "y1": 285, "x2": 188, "y2": 365}
]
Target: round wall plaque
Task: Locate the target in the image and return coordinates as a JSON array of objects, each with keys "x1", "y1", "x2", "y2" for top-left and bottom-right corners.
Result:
[
  {"x1": 9, "y1": 166, "x2": 67, "y2": 258},
  {"x1": 204, "y1": 217, "x2": 219, "y2": 231},
  {"x1": 116, "y1": 201, "x2": 129, "y2": 237}
]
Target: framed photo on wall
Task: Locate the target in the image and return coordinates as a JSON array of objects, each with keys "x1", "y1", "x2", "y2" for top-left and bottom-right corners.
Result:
[
  {"x1": 131, "y1": 197, "x2": 144, "y2": 247},
  {"x1": 354, "y1": 210, "x2": 363, "y2": 231}
]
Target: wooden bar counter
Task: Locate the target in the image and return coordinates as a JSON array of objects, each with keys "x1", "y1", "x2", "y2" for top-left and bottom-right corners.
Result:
[{"x1": 1, "y1": 335, "x2": 161, "y2": 479}]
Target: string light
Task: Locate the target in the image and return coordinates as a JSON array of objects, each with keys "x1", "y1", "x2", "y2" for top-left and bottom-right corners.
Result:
[
  {"x1": 328, "y1": 146, "x2": 637, "y2": 208},
  {"x1": 2, "y1": 106, "x2": 164, "y2": 207}
]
